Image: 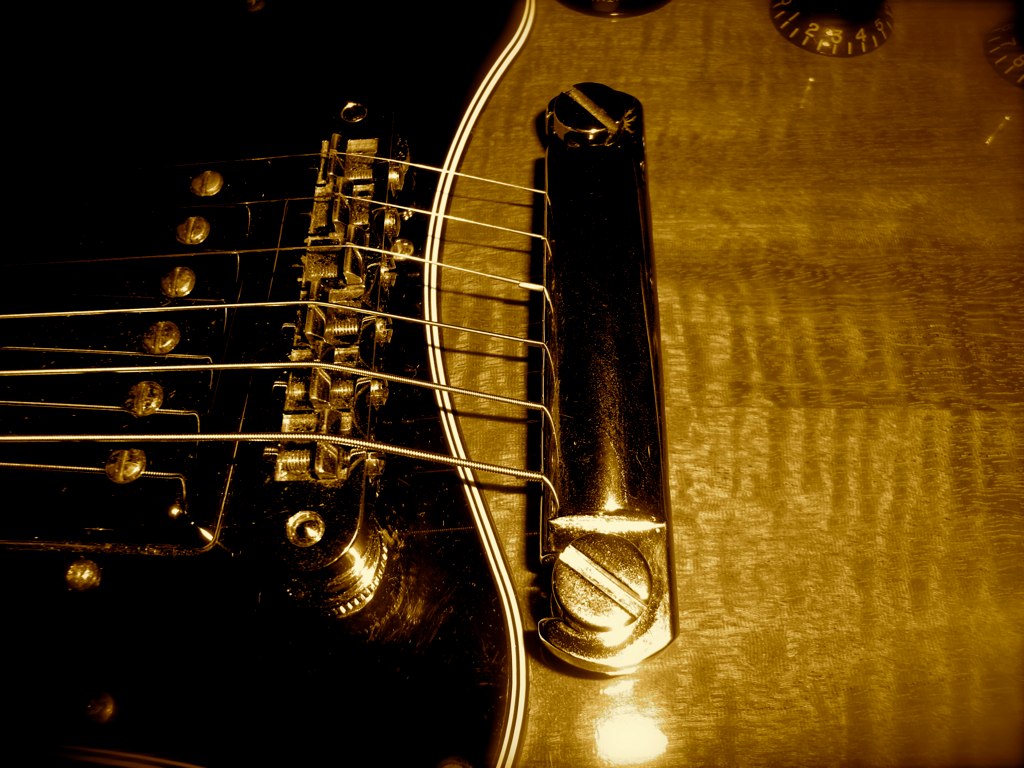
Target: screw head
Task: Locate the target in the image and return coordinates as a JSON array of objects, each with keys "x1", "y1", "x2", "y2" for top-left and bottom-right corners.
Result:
[
  {"x1": 161, "y1": 265, "x2": 197, "y2": 298},
  {"x1": 374, "y1": 317, "x2": 392, "y2": 344},
  {"x1": 66, "y1": 558, "x2": 102, "y2": 591},
  {"x1": 125, "y1": 380, "x2": 164, "y2": 417},
  {"x1": 364, "y1": 452, "x2": 386, "y2": 481},
  {"x1": 285, "y1": 510, "x2": 326, "y2": 548},
  {"x1": 387, "y1": 164, "x2": 406, "y2": 194},
  {"x1": 189, "y1": 169, "x2": 224, "y2": 197},
  {"x1": 547, "y1": 82, "x2": 641, "y2": 149},
  {"x1": 105, "y1": 449, "x2": 147, "y2": 484},
  {"x1": 368, "y1": 379, "x2": 389, "y2": 408},
  {"x1": 340, "y1": 101, "x2": 368, "y2": 122},
  {"x1": 382, "y1": 208, "x2": 400, "y2": 238},
  {"x1": 142, "y1": 320, "x2": 181, "y2": 355},
  {"x1": 85, "y1": 692, "x2": 116, "y2": 724},
  {"x1": 551, "y1": 533, "x2": 652, "y2": 632},
  {"x1": 175, "y1": 215, "x2": 210, "y2": 245}
]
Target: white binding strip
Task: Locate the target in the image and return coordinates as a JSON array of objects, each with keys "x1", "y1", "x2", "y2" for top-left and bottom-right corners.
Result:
[{"x1": 423, "y1": 1, "x2": 536, "y2": 766}]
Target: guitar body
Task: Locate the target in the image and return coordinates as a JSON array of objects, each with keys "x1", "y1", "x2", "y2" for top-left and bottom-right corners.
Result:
[
  {"x1": 440, "y1": 0, "x2": 1024, "y2": 765},
  {"x1": 3, "y1": 1, "x2": 1024, "y2": 767}
]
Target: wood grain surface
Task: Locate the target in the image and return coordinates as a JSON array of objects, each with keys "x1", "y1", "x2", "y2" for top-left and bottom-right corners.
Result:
[{"x1": 440, "y1": 1, "x2": 1024, "y2": 765}]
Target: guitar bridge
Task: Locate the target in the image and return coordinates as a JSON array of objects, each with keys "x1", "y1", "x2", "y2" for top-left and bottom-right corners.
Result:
[{"x1": 267, "y1": 129, "x2": 414, "y2": 618}]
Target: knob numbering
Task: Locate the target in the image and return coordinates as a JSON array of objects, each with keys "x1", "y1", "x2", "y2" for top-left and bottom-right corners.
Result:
[{"x1": 770, "y1": 0, "x2": 893, "y2": 57}]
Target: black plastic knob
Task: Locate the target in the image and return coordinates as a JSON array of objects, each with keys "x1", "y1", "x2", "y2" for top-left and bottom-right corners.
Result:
[
  {"x1": 985, "y1": 5, "x2": 1024, "y2": 88},
  {"x1": 769, "y1": 0, "x2": 893, "y2": 57}
]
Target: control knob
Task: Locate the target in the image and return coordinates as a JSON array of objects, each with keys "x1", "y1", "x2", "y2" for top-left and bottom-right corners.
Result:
[
  {"x1": 985, "y1": 9, "x2": 1024, "y2": 88},
  {"x1": 770, "y1": 0, "x2": 893, "y2": 57}
]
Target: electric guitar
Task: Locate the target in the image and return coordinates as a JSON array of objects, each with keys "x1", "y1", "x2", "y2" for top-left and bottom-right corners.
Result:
[{"x1": 3, "y1": 1, "x2": 1023, "y2": 767}]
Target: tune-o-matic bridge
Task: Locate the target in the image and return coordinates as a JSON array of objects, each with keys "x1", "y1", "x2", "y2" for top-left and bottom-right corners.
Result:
[
  {"x1": 268, "y1": 129, "x2": 415, "y2": 618},
  {"x1": 539, "y1": 83, "x2": 677, "y2": 674}
]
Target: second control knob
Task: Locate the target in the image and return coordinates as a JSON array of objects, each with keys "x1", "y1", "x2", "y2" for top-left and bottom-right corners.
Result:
[{"x1": 770, "y1": 0, "x2": 893, "y2": 57}]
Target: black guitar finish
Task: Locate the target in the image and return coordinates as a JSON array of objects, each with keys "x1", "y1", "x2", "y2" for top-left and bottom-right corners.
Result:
[{"x1": 3, "y1": 2, "x2": 523, "y2": 766}]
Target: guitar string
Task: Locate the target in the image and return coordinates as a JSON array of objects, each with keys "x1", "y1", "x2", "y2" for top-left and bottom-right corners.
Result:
[
  {"x1": 0, "y1": 430, "x2": 556, "y2": 501},
  {"x1": 361, "y1": 153, "x2": 545, "y2": 197},
  {"x1": 0, "y1": 295, "x2": 555, "y2": 419},
  {"x1": 0, "y1": 297, "x2": 549, "y2": 358},
  {"x1": 0, "y1": 460, "x2": 185, "y2": 482},
  {"x1": 211, "y1": 192, "x2": 553, "y2": 259},
  {"x1": 334, "y1": 189, "x2": 557, "y2": 316},
  {"x1": 1, "y1": 138, "x2": 555, "y2": 339},
  {"x1": 0, "y1": 132, "x2": 559, "y2": 496},
  {"x1": 331, "y1": 190, "x2": 553, "y2": 259},
  {"x1": 177, "y1": 188, "x2": 549, "y2": 256},
  {"x1": 0, "y1": 361, "x2": 550, "y2": 490},
  {"x1": 13, "y1": 151, "x2": 547, "y2": 268},
  {"x1": 0, "y1": 245, "x2": 552, "y2": 329},
  {"x1": 0, "y1": 149, "x2": 557, "y2": 436},
  {"x1": 0, "y1": 360, "x2": 552, "y2": 424},
  {"x1": 0, "y1": 339, "x2": 552, "y2": 478},
  {"x1": 0, "y1": 207, "x2": 543, "y2": 267},
  {"x1": 0, "y1": 169, "x2": 555, "y2": 363},
  {"x1": 0, "y1": 241, "x2": 552, "y2": 315},
  {"x1": 0, "y1": 171, "x2": 557, "y2": 491},
  {"x1": 157, "y1": 149, "x2": 546, "y2": 197},
  {"x1": 2, "y1": 149, "x2": 559, "y2": 355}
]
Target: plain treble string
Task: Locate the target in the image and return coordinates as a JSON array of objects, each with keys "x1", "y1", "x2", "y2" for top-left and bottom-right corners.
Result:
[{"x1": 0, "y1": 152, "x2": 559, "y2": 501}]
